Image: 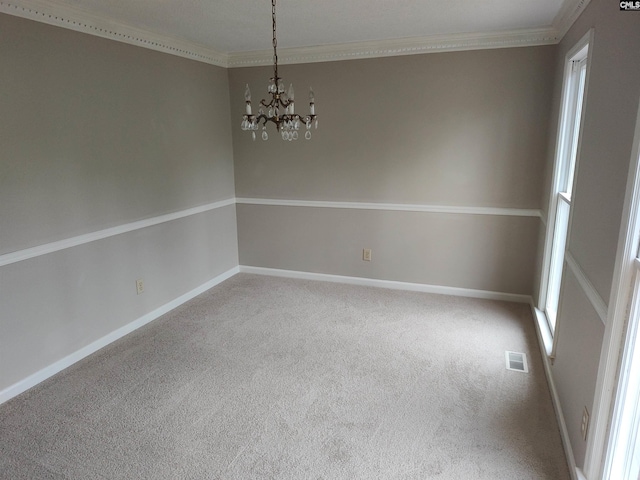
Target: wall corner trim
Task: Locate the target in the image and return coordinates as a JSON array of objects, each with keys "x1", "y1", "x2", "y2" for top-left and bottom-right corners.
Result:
[
  {"x1": 239, "y1": 265, "x2": 532, "y2": 304},
  {"x1": 0, "y1": 266, "x2": 240, "y2": 405}
]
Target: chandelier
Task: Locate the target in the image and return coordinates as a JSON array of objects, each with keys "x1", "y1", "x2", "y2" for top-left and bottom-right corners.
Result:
[{"x1": 240, "y1": 0, "x2": 317, "y2": 141}]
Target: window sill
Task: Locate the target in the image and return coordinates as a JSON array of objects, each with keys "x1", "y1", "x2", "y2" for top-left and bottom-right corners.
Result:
[{"x1": 534, "y1": 307, "x2": 554, "y2": 357}]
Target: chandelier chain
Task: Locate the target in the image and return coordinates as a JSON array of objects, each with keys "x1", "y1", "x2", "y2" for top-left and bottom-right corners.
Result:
[{"x1": 272, "y1": 0, "x2": 278, "y2": 80}]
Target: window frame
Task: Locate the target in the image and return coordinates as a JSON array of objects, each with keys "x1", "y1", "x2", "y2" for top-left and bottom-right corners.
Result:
[
  {"x1": 538, "y1": 30, "x2": 592, "y2": 355},
  {"x1": 585, "y1": 98, "x2": 640, "y2": 480}
]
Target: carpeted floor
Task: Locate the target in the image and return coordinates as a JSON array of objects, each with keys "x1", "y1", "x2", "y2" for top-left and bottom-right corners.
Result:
[{"x1": 0, "y1": 274, "x2": 571, "y2": 479}]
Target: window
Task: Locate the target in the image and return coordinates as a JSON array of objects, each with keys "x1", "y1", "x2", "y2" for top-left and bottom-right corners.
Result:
[
  {"x1": 606, "y1": 256, "x2": 640, "y2": 479},
  {"x1": 599, "y1": 100, "x2": 640, "y2": 480},
  {"x1": 539, "y1": 34, "x2": 590, "y2": 343},
  {"x1": 582, "y1": 88, "x2": 640, "y2": 480}
]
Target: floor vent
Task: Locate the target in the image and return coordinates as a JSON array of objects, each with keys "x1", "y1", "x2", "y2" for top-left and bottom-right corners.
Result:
[{"x1": 505, "y1": 351, "x2": 529, "y2": 373}]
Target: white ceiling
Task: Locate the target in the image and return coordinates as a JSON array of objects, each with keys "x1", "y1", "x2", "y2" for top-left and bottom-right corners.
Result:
[{"x1": 1, "y1": 0, "x2": 588, "y2": 66}]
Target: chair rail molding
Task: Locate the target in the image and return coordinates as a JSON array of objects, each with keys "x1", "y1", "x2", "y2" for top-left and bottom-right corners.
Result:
[
  {"x1": 236, "y1": 198, "x2": 542, "y2": 218},
  {"x1": 565, "y1": 251, "x2": 608, "y2": 324},
  {"x1": 0, "y1": 198, "x2": 236, "y2": 267}
]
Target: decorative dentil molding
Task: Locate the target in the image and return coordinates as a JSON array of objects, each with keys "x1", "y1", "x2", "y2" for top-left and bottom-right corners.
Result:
[
  {"x1": 553, "y1": 0, "x2": 593, "y2": 39},
  {"x1": 1, "y1": 0, "x2": 591, "y2": 68},
  {"x1": 0, "y1": 0, "x2": 229, "y2": 67},
  {"x1": 228, "y1": 28, "x2": 559, "y2": 67}
]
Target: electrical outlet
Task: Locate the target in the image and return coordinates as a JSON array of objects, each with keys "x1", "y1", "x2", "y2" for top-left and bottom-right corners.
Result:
[
  {"x1": 363, "y1": 248, "x2": 372, "y2": 262},
  {"x1": 581, "y1": 406, "x2": 589, "y2": 441},
  {"x1": 136, "y1": 279, "x2": 144, "y2": 295}
]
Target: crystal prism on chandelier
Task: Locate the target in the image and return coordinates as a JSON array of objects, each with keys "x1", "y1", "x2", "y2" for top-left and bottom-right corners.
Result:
[{"x1": 240, "y1": 0, "x2": 317, "y2": 141}]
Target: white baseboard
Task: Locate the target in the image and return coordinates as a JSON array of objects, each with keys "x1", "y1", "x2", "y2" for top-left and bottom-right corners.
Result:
[
  {"x1": 0, "y1": 266, "x2": 239, "y2": 405},
  {"x1": 0, "y1": 265, "x2": 534, "y2": 405},
  {"x1": 240, "y1": 266, "x2": 532, "y2": 304},
  {"x1": 529, "y1": 302, "x2": 580, "y2": 480}
]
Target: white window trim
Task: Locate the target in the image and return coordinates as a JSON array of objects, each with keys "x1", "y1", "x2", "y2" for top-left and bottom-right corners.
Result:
[
  {"x1": 538, "y1": 29, "x2": 593, "y2": 353},
  {"x1": 607, "y1": 259, "x2": 640, "y2": 479},
  {"x1": 584, "y1": 98, "x2": 640, "y2": 479}
]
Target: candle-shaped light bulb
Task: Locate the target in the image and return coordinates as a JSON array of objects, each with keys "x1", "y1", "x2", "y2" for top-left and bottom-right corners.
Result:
[
  {"x1": 309, "y1": 87, "x2": 315, "y2": 115},
  {"x1": 287, "y1": 84, "x2": 295, "y2": 114},
  {"x1": 244, "y1": 84, "x2": 252, "y2": 115}
]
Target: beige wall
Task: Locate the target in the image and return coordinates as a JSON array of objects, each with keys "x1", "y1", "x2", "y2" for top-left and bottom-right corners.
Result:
[
  {"x1": 553, "y1": 268, "x2": 605, "y2": 468},
  {"x1": 232, "y1": 48, "x2": 554, "y2": 207},
  {"x1": 230, "y1": 47, "x2": 556, "y2": 295},
  {"x1": 0, "y1": 207, "x2": 238, "y2": 389},
  {"x1": 1, "y1": 14, "x2": 235, "y2": 254},
  {"x1": 0, "y1": 14, "x2": 238, "y2": 393},
  {"x1": 238, "y1": 205, "x2": 538, "y2": 294},
  {"x1": 544, "y1": 0, "x2": 640, "y2": 469}
]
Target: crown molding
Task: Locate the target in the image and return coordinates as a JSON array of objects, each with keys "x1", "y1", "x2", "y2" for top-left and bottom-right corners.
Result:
[
  {"x1": 553, "y1": 0, "x2": 592, "y2": 39},
  {"x1": 0, "y1": 0, "x2": 229, "y2": 67},
  {"x1": 2, "y1": 0, "x2": 588, "y2": 68},
  {"x1": 227, "y1": 27, "x2": 560, "y2": 67}
]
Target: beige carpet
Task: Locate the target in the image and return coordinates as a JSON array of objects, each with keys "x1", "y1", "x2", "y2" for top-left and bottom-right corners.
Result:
[{"x1": 0, "y1": 274, "x2": 571, "y2": 479}]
